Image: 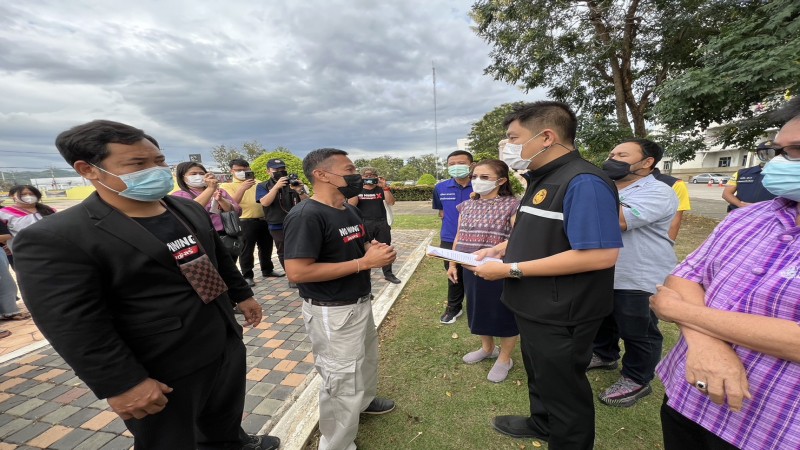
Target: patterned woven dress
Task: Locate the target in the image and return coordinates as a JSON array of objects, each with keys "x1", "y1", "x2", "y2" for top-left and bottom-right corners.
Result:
[{"x1": 455, "y1": 195, "x2": 520, "y2": 336}]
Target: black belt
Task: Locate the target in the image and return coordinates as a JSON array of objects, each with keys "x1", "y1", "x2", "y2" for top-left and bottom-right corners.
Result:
[{"x1": 303, "y1": 295, "x2": 371, "y2": 307}]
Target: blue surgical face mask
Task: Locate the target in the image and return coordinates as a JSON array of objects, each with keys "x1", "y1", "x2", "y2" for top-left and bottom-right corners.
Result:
[
  {"x1": 762, "y1": 156, "x2": 800, "y2": 202},
  {"x1": 93, "y1": 164, "x2": 175, "y2": 202}
]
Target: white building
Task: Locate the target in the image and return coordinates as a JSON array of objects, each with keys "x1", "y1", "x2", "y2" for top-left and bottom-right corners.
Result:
[
  {"x1": 657, "y1": 125, "x2": 778, "y2": 181},
  {"x1": 456, "y1": 138, "x2": 472, "y2": 152}
]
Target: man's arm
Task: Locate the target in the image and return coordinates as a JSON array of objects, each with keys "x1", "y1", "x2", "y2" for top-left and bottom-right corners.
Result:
[
  {"x1": 722, "y1": 172, "x2": 748, "y2": 208},
  {"x1": 667, "y1": 211, "x2": 684, "y2": 241},
  {"x1": 285, "y1": 243, "x2": 396, "y2": 283}
]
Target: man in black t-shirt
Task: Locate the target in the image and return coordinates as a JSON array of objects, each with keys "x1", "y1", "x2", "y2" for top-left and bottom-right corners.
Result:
[
  {"x1": 347, "y1": 167, "x2": 401, "y2": 284},
  {"x1": 284, "y1": 148, "x2": 397, "y2": 450}
]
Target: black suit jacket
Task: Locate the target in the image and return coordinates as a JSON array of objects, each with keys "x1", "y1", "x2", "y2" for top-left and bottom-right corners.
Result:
[{"x1": 14, "y1": 193, "x2": 253, "y2": 399}]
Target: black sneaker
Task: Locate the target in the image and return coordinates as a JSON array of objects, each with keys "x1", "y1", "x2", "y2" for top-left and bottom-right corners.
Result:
[
  {"x1": 439, "y1": 308, "x2": 463, "y2": 324},
  {"x1": 244, "y1": 278, "x2": 256, "y2": 287},
  {"x1": 362, "y1": 397, "x2": 395, "y2": 415},
  {"x1": 241, "y1": 434, "x2": 280, "y2": 450},
  {"x1": 492, "y1": 415, "x2": 549, "y2": 441},
  {"x1": 384, "y1": 274, "x2": 401, "y2": 284},
  {"x1": 264, "y1": 270, "x2": 285, "y2": 277}
]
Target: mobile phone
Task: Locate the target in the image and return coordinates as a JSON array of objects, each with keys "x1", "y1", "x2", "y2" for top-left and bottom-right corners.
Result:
[{"x1": 244, "y1": 171, "x2": 255, "y2": 180}]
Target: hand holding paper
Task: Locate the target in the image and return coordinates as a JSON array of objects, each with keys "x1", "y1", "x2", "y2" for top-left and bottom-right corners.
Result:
[{"x1": 426, "y1": 245, "x2": 503, "y2": 267}]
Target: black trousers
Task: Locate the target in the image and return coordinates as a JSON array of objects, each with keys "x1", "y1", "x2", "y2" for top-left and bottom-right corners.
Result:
[
  {"x1": 592, "y1": 289, "x2": 663, "y2": 385},
  {"x1": 516, "y1": 315, "x2": 602, "y2": 450},
  {"x1": 364, "y1": 218, "x2": 393, "y2": 275},
  {"x1": 236, "y1": 219, "x2": 274, "y2": 278},
  {"x1": 660, "y1": 396, "x2": 739, "y2": 450},
  {"x1": 124, "y1": 332, "x2": 248, "y2": 449},
  {"x1": 268, "y1": 228, "x2": 285, "y2": 269},
  {"x1": 440, "y1": 241, "x2": 464, "y2": 311}
]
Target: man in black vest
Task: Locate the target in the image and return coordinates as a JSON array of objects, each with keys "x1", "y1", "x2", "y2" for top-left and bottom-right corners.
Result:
[
  {"x1": 472, "y1": 102, "x2": 623, "y2": 449},
  {"x1": 722, "y1": 141, "x2": 777, "y2": 212},
  {"x1": 256, "y1": 158, "x2": 308, "y2": 282}
]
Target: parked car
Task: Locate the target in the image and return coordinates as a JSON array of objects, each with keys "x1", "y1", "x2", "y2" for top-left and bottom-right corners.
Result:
[{"x1": 691, "y1": 173, "x2": 731, "y2": 184}]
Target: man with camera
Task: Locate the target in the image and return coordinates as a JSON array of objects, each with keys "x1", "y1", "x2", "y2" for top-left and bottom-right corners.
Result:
[
  {"x1": 348, "y1": 167, "x2": 401, "y2": 284},
  {"x1": 221, "y1": 159, "x2": 282, "y2": 287},
  {"x1": 256, "y1": 159, "x2": 308, "y2": 283}
]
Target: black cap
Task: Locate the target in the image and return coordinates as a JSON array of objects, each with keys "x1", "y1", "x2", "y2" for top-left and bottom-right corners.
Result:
[{"x1": 267, "y1": 159, "x2": 286, "y2": 169}]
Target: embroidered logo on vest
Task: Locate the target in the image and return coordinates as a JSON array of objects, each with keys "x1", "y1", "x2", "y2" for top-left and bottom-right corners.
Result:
[{"x1": 533, "y1": 189, "x2": 547, "y2": 205}]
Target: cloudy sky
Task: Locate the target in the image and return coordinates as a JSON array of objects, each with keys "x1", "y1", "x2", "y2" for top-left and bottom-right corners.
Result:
[{"x1": 0, "y1": 0, "x2": 543, "y2": 171}]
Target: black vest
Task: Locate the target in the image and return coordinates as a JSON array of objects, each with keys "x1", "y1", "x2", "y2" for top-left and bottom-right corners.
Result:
[
  {"x1": 727, "y1": 166, "x2": 776, "y2": 212},
  {"x1": 502, "y1": 151, "x2": 617, "y2": 325},
  {"x1": 652, "y1": 168, "x2": 679, "y2": 187},
  {"x1": 259, "y1": 180, "x2": 301, "y2": 224}
]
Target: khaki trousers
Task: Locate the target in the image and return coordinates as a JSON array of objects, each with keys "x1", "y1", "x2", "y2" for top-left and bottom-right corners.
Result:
[{"x1": 302, "y1": 299, "x2": 378, "y2": 450}]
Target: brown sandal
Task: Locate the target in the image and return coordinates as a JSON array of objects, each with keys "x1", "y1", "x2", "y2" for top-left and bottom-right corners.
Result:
[
  {"x1": 1, "y1": 312, "x2": 31, "y2": 320},
  {"x1": 0, "y1": 330, "x2": 10, "y2": 339}
]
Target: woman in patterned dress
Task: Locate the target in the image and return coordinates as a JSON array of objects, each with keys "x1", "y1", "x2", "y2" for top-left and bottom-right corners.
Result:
[{"x1": 449, "y1": 159, "x2": 520, "y2": 382}]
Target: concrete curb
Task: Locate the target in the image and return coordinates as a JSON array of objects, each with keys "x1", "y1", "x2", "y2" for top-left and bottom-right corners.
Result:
[{"x1": 266, "y1": 230, "x2": 435, "y2": 449}]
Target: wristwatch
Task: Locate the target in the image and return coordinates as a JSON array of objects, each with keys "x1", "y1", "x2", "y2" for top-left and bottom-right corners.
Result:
[{"x1": 509, "y1": 262, "x2": 523, "y2": 279}]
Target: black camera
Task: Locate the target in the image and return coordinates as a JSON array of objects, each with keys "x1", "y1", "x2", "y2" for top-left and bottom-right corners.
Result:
[{"x1": 288, "y1": 173, "x2": 302, "y2": 187}]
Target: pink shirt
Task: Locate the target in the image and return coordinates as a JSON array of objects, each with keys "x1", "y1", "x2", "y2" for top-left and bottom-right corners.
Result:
[{"x1": 170, "y1": 189, "x2": 241, "y2": 232}]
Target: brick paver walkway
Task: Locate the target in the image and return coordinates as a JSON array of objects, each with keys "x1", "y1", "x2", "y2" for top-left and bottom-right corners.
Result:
[{"x1": 0, "y1": 229, "x2": 430, "y2": 449}]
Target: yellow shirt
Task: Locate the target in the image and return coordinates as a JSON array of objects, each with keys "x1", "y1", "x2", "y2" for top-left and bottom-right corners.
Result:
[
  {"x1": 220, "y1": 179, "x2": 264, "y2": 219},
  {"x1": 672, "y1": 180, "x2": 691, "y2": 211}
]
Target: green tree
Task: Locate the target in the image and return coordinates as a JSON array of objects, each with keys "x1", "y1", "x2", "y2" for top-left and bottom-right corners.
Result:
[
  {"x1": 406, "y1": 155, "x2": 439, "y2": 180},
  {"x1": 417, "y1": 173, "x2": 437, "y2": 186},
  {"x1": 468, "y1": 102, "x2": 524, "y2": 159},
  {"x1": 655, "y1": 0, "x2": 800, "y2": 149},
  {"x1": 470, "y1": 0, "x2": 750, "y2": 137},
  {"x1": 397, "y1": 165, "x2": 420, "y2": 182},
  {"x1": 241, "y1": 141, "x2": 268, "y2": 162},
  {"x1": 210, "y1": 144, "x2": 244, "y2": 169},
  {"x1": 251, "y1": 150, "x2": 308, "y2": 187},
  {"x1": 357, "y1": 156, "x2": 404, "y2": 180}
]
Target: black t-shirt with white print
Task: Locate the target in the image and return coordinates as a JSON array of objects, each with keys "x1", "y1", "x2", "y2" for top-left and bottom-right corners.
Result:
[
  {"x1": 355, "y1": 186, "x2": 387, "y2": 220},
  {"x1": 284, "y1": 200, "x2": 371, "y2": 301},
  {"x1": 132, "y1": 211, "x2": 203, "y2": 265}
]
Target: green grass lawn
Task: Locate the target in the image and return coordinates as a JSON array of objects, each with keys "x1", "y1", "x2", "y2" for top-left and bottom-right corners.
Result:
[
  {"x1": 391, "y1": 214, "x2": 441, "y2": 230},
  {"x1": 349, "y1": 213, "x2": 719, "y2": 450}
]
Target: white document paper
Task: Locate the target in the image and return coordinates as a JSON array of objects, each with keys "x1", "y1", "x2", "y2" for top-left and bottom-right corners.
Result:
[{"x1": 426, "y1": 245, "x2": 503, "y2": 266}]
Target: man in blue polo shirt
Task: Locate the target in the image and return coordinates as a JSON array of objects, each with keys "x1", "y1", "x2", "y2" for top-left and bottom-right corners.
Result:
[{"x1": 432, "y1": 150, "x2": 474, "y2": 324}]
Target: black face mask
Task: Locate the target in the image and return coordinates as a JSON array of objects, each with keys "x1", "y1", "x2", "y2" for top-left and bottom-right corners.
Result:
[
  {"x1": 337, "y1": 174, "x2": 364, "y2": 198},
  {"x1": 602, "y1": 159, "x2": 646, "y2": 181},
  {"x1": 273, "y1": 170, "x2": 288, "y2": 181}
]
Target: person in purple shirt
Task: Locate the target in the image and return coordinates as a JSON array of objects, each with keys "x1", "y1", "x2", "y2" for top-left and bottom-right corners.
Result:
[
  {"x1": 432, "y1": 150, "x2": 474, "y2": 324},
  {"x1": 171, "y1": 161, "x2": 241, "y2": 234},
  {"x1": 650, "y1": 99, "x2": 800, "y2": 450}
]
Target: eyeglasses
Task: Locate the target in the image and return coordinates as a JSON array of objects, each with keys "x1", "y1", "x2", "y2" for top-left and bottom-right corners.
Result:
[
  {"x1": 469, "y1": 174, "x2": 500, "y2": 181},
  {"x1": 759, "y1": 145, "x2": 800, "y2": 161}
]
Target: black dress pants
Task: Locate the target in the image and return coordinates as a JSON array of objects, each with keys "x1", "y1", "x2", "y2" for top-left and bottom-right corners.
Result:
[
  {"x1": 516, "y1": 315, "x2": 603, "y2": 450},
  {"x1": 440, "y1": 240, "x2": 464, "y2": 311},
  {"x1": 660, "y1": 396, "x2": 739, "y2": 450},
  {"x1": 364, "y1": 218, "x2": 394, "y2": 275},
  {"x1": 123, "y1": 332, "x2": 248, "y2": 449},
  {"x1": 268, "y1": 227, "x2": 285, "y2": 269},
  {"x1": 236, "y1": 219, "x2": 274, "y2": 278}
]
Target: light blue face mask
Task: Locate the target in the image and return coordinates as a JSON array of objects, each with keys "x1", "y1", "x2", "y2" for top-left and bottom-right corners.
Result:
[
  {"x1": 448, "y1": 164, "x2": 470, "y2": 179},
  {"x1": 93, "y1": 165, "x2": 175, "y2": 202},
  {"x1": 762, "y1": 156, "x2": 800, "y2": 202}
]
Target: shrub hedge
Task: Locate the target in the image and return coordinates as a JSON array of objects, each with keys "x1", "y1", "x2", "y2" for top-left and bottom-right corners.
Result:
[{"x1": 389, "y1": 185, "x2": 434, "y2": 201}]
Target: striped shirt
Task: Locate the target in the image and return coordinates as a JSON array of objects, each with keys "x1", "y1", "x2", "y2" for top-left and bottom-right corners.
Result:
[
  {"x1": 656, "y1": 198, "x2": 800, "y2": 449},
  {"x1": 454, "y1": 195, "x2": 519, "y2": 253}
]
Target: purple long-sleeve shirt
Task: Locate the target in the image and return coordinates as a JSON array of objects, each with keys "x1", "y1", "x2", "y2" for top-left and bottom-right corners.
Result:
[
  {"x1": 171, "y1": 188, "x2": 241, "y2": 232},
  {"x1": 657, "y1": 197, "x2": 800, "y2": 449}
]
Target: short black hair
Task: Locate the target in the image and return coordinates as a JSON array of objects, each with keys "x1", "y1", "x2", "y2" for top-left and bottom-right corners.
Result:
[
  {"x1": 503, "y1": 101, "x2": 578, "y2": 144},
  {"x1": 55, "y1": 120, "x2": 150, "y2": 166},
  {"x1": 229, "y1": 159, "x2": 250, "y2": 168},
  {"x1": 622, "y1": 138, "x2": 664, "y2": 168},
  {"x1": 303, "y1": 148, "x2": 348, "y2": 183},
  {"x1": 771, "y1": 96, "x2": 800, "y2": 124},
  {"x1": 446, "y1": 150, "x2": 473, "y2": 163},
  {"x1": 175, "y1": 161, "x2": 207, "y2": 193}
]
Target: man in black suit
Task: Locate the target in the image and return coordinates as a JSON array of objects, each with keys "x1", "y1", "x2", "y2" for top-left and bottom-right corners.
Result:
[{"x1": 13, "y1": 120, "x2": 280, "y2": 450}]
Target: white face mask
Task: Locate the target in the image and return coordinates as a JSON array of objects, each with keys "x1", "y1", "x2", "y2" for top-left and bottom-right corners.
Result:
[
  {"x1": 233, "y1": 171, "x2": 247, "y2": 181},
  {"x1": 471, "y1": 179, "x2": 498, "y2": 195},
  {"x1": 185, "y1": 174, "x2": 207, "y2": 188},
  {"x1": 502, "y1": 131, "x2": 545, "y2": 170},
  {"x1": 18, "y1": 195, "x2": 38, "y2": 205}
]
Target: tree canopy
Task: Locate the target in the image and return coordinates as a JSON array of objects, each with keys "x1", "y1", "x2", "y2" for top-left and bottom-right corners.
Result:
[
  {"x1": 470, "y1": 0, "x2": 751, "y2": 138},
  {"x1": 210, "y1": 140, "x2": 268, "y2": 168},
  {"x1": 468, "y1": 102, "x2": 524, "y2": 159},
  {"x1": 655, "y1": 0, "x2": 800, "y2": 149}
]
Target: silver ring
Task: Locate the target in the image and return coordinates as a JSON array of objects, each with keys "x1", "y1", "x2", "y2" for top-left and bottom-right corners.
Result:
[{"x1": 695, "y1": 380, "x2": 708, "y2": 391}]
